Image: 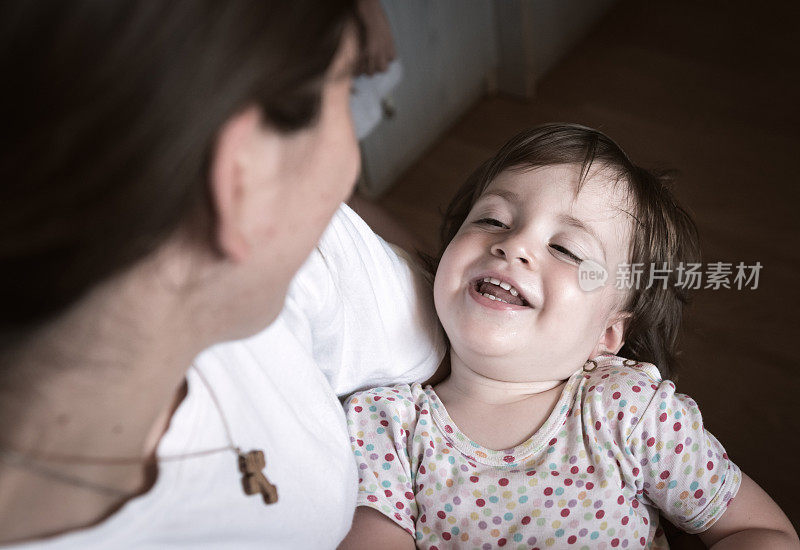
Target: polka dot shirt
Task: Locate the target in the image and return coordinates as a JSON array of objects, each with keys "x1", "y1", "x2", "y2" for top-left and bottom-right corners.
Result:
[{"x1": 344, "y1": 354, "x2": 740, "y2": 549}]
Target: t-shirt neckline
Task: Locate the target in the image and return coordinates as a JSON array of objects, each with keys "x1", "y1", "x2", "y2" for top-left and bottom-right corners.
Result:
[{"x1": 424, "y1": 369, "x2": 584, "y2": 467}]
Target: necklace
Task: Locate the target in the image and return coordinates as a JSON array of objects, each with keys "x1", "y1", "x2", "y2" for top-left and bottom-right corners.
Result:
[{"x1": 0, "y1": 365, "x2": 278, "y2": 505}]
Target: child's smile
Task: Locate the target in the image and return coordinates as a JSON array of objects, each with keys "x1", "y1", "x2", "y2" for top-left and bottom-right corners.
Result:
[{"x1": 471, "y1": 274, "x2": 531, "y2": 309}]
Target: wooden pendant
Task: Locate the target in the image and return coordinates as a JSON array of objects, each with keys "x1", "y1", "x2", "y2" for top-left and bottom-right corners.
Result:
[{"x1": 238, "y1": 450, "x2": 278, "y2": 504}]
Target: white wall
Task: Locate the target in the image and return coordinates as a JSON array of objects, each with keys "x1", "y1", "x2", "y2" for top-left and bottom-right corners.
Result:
[
  {"x1": 360, "y1": 0, "x2": 498, "y2": 196},
  {"x1": 361, "y1": 0, "x2": 619, "y2": 196}
]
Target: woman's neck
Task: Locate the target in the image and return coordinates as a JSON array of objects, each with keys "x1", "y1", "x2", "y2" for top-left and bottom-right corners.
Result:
[{"x1": 0, "y1": 261, "x2": 210, "y2": 543}]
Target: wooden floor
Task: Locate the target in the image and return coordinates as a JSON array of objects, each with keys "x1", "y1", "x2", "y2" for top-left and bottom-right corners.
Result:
[{"x1": 378, "y1": 0, "x2": 800, "y2": 528}]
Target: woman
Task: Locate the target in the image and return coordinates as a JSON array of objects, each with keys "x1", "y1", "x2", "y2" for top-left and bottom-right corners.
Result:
[{"x1": 0, "y1": 2, "x2": 443, "y2": 547}]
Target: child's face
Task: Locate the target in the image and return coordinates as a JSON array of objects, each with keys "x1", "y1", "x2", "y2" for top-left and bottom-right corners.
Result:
[{"x1": 433, "y1": 164, "x2": 633, "y2": 383}]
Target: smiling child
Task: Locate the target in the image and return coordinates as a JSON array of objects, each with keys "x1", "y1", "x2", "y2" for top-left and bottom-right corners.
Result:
[{"x1": 339, "y1": 124, "x2": 797, "y2": 550}]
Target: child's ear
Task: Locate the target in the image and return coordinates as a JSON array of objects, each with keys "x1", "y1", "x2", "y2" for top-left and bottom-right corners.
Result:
[{"x1": 591, "y1": 311, "x2": 632, "y2": 358}]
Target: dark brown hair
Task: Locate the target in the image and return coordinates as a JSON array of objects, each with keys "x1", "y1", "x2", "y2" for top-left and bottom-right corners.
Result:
[
  {"x1": 433, "y1": 123, "x2": 701, "y2": 378},
  {"x1": 0, "y1": 1, "x2": 356, "y2": 347}
]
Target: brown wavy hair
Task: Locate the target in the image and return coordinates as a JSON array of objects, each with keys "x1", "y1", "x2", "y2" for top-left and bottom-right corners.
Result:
[
  {"x1": 0, "y1": 0, "x2": 356, "y2": 350},
  {"x1": 429, "y1": 123, "x2": 701, "y2": 379}
]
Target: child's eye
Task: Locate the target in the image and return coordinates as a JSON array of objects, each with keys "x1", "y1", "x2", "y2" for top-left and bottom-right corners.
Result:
[
  {"x1": 475, "y1": 218, "x2": 509, "y2": 229},
  {"x1": 549, "y1": 244, "x2": 583, "y2": 263}
]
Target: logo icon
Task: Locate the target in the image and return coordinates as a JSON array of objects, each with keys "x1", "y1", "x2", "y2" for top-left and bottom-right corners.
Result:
[{"x1": 578, "y1": 259, "x2": 608, "y2": 291}]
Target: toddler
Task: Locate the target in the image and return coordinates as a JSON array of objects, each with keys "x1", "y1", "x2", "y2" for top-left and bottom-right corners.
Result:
[{"x1": 341, "y1": 124, "x2": 797, "y2": 549}]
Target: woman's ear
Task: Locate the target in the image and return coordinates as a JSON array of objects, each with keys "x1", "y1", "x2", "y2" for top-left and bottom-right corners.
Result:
[
  {"x1": 208, "y1": 106, "x2": 278, "y2": 264},
  {"x1": 591, "y1": 311, "x2": 631, "y2": 358}
]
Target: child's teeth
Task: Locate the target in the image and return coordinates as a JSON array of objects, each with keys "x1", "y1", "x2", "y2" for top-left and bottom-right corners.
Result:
[
  {"x1": 499, "y1": 281, "x2": 511, "y2": 291},
  {"x1": 489, "y1": 277, "x2": 501, "y2": 285},
  {"x1": 509, "y1": 287, "x2": 519, "y2": 296},
  {"x1": 481, "y1": 292, "x2": 509, "y2": 304}
]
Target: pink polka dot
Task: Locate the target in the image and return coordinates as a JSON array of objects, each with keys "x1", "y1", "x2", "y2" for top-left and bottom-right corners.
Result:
[
  {"x1": 612, "y1": 392, "x2": 621, "y2": 399},
  {"x1": 675, "y1": 444, "x2": 683, "y2": 454},
  {"x1": 521, "y1": 516, "x2": 531, "y2": 525},
  {"x1": 503, "y1": 455, "x2": 515, "y2": 463},
  {"x1": 587, "y1": 465, "x2": 595, "y2": 474},
  {"x1": 437, "y1": 511, "x2": 446, "y2": 519},
  {"x1": 470, "y1": 475, "x2": 479, "y2": 483},
  {"x1": 617, "y1": 495, "x2": 624, "y2": 505},
  {"x1": 499, "y1": 478, "x2": 509, "y2": 487},
  {"x1": 498, "y1": 538, "x2": 507, "y2": 546},
  {"x1": 611, "y1": 538, "x2": 620, "y2": 547},
  {"x1": 647, "y1": 437, "x2": 655, "y2": 447},
  {"x1": 544, "y1": 487, "x2": 553, "y2": 496},
  {"x1": 632, "y1": 386, "x2": 641, "y2": 393},
  {"x1": 694, "y1": 489, "x2": 704, "y2": 498},
  {"x1": 385, "y1": 453, "x2": 394, "y2": 462},
  {"x1": 596, "y1": 510, "x2": 604, "y2": 519},
  {"x1": 595, "y1": 421, "x2": 602, "y2": 430},
  {"x1": 568, "y1": 535, "x2": 577, "y2": 544},
  {"x1": 660, "y1": 470, "x2": 670, "y2": 480},
  {"x1": 659, "y1": 412, "x2": 667, "y2": 422},
  {"x1": 560, "y1": 508, "x2": 570, "y2": 517},
  {"x1": 673, "y1": 422, "x2": 682, "y2": 431},
  {"x1": 396, "y1": 502, "x2": 404, "y2": 510},
  {"x1": 476, "y1": 499, "x2": 485, "y2": 507},
  {"x1": 442, "y1": 532, "x2": 451, "y2": 541},
  {"x1": 367, "y1": 495, "x2": 377, "y2": 502},
  {"x1": 405, "y1": 491, "x2": 414, "y2": 500},
  {"x1": 384, "y1": 489, "x2": 392, "y2": 497},
  {"x1": 354, "y1": 406, "x2": 362, "y2": 412},
  {"x1": 707, "y1": 461, "x2": 714, "y2": 470}
]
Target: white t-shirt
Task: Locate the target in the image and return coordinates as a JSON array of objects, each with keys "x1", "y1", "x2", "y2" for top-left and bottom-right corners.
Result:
[{"x1": 7, "y1": 204, "x2": 446, "y2": 550}]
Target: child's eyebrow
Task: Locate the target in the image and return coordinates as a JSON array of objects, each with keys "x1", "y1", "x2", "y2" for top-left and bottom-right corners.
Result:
[{"x1": 479, "y1": 189, "x2": 521, "y2": 203}]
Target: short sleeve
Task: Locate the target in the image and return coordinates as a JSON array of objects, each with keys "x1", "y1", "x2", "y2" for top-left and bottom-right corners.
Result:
[
  {"x1": 281, "y1": 204, "x2": 446, "y2": 397},
  {"x1": 344, "y1": 386, "x2": 420, "y2": 535},
  {"x1": 628, "y1": 380, "x2": 741, "y2": 533}
]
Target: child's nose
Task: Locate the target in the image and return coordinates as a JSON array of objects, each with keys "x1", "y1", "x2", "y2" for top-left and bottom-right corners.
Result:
[{"x1": 490, "y1": 240, "x2": 533, "y2": 266}]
